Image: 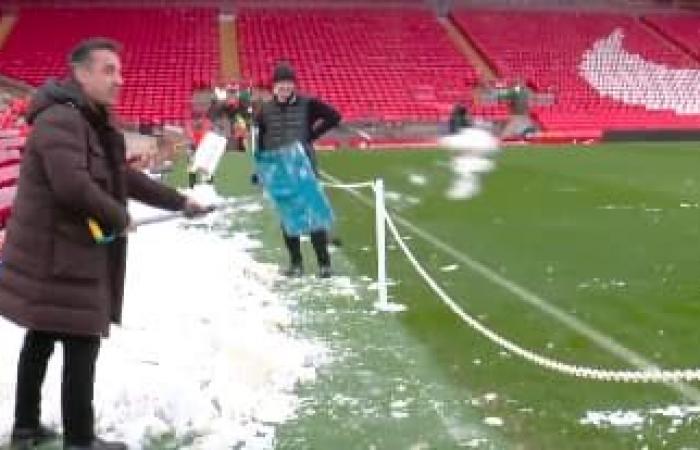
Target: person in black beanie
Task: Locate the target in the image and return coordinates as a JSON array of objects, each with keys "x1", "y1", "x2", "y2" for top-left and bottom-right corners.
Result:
[{"x1": 256, "y1": 62, "x2": 341, "y2": 278}]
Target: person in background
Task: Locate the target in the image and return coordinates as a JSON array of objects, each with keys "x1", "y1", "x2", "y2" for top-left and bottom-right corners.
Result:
[
  {"x1": 255, "y1": 62, "x2": 341, "y2": 278},
  {"x1": 448, "y1": 103, "x2": 472, "y2": 134}
]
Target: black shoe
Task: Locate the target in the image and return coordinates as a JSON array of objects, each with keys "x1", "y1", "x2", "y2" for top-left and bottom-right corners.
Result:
[
  {"x1": 282, "y1": 263, "x2": 303, "y2": 278},
  {"x1": 64, "y1": 437, "x2": 128, "y2": 450},
  {"x1": 318, "y1": 265, "x2": 333, "y2": 279},
  {"x1": 10, "y1": 424, "x2": 59, "y2": 449}
]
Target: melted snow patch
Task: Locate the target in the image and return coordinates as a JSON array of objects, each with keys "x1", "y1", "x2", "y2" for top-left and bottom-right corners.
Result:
[
  {"x1": 408, "y1": 173, "x2": 428, "y2": 186},
  {"x1": 581, "y1": 404, "x2": 700, "y2": 429}
]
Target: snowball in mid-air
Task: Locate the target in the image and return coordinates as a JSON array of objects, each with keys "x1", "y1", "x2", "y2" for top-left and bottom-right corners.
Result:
[
  {"x1": 439, "y1": 127, "x2": 501, "y2": 157},
  {"x1": 446, "y1": 173, "x2": 481, "y2": 200},
  {"x1": 453, "y1": 155, "x2": 495, "y2": 176},
  {"x1": 442, "y1": 128, "x2": 501, "y2": 200}
]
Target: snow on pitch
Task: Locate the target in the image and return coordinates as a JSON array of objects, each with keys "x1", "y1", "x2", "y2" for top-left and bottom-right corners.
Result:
[{"x1": 0, "y1": 185, "x2": 332, "y2": 449}]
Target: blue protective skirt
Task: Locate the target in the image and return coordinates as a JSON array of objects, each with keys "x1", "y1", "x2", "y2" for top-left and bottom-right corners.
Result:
[{"x1": 254, "y1": 142, "x2": 334, "y2": 237}]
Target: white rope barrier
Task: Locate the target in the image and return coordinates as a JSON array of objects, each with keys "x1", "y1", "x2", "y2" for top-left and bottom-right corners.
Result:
[
  {"x1": 320, "y1": 174, "x2": 700, "y2": 382},
  {"x1": 383, "y1": 210, "x2": 700, "y2": 383},
  {"x1": 322, "y1": 181, "x2": 376, "y2": 190}
]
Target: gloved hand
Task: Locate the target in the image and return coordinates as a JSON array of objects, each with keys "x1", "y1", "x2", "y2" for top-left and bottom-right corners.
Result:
[{"x1": 182, "y1": 198, "x2": 215, "y2": 218}]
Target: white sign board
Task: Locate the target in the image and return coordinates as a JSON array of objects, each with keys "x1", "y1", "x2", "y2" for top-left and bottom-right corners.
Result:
[{"x1": 192, "y1": 131, "x2": 227, "y2": 177}]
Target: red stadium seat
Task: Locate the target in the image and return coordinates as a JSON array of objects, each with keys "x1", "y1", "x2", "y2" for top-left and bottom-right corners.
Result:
[
  {"x1": 237, "y1": 8, "x2": 480, "y2": 122},
  {"x1": 0, "y1": 164, "x2": 20, "y2": 189},
  {"x1": 451, "y1": 10, "x2": 700, "y2": 132},
  {"x1": 0, "y1": 8, "x2": 220, "y2": 125},
  {"x1": 0, "y1": 185, "x2": 17, "y2": 228}
]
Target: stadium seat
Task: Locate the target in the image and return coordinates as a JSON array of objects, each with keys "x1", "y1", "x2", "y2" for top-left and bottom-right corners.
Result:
[
  {"x1": 451, "y1": 10, "x2": 700, "y2": 132},
  {"x1": 0, "y1": 185, "x2": 17, "y2": 228},
  {"x1": 644, "y1": 14, "x2": 700, "y2": 60},
  {"x1": 0, "y1": 8, "x2": 220, "y2": 125},
  {"x1": 237, "y1": 8, "x2": 482, "y2": 122}
]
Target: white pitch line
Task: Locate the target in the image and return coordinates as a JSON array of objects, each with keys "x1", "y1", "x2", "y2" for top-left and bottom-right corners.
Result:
[{"x1": 322, "y1": 170, "x2": 700, "y2": 401}]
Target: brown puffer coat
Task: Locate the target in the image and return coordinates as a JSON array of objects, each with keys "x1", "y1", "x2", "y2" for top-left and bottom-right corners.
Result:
[{"x1": 0, "y1": 79, "x2": 186, "y2": 337}]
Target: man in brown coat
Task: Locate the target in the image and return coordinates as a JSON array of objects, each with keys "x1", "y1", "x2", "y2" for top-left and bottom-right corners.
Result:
[{"x1": 0, "y1": 38, "x2": 209, "y2": 450}]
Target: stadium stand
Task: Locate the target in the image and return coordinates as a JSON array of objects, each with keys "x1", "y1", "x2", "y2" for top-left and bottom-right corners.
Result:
[
  {"x1": 643, "y1": 13, "x2": 700, "y2": 60},
  {"x1": 451, "y1": 10, "x2": 700, "y2": 132},
  {"x1": 0, "y1": 100, "x2": 25, "y2": 231},
  {"x1": 237, "y1": 8, "x2": 494, "y2": 122},
  {"x1": 0, "y1": 7, "x2": 220, "y2": 124},
  {"x1": 0, "y1": 3, "x2": 696, "y2": 137}
]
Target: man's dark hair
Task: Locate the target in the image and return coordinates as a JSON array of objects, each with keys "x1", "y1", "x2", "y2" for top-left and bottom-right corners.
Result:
[{"x1": 68, "y1": 37, "x2": 121, "y2": 67}]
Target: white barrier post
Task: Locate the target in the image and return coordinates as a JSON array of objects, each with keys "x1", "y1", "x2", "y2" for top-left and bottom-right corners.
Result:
[
  {"x1": 375, "y1": 178, "x2": 388, "y2": 307},
  {"x1": 373, "y1": 178, "x2": 406, "y2": 312}
]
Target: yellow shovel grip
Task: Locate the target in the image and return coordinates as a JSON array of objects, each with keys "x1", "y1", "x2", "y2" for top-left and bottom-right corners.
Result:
[{"x1": 87, "y1": 218, "x2": 104, "y2": 241}]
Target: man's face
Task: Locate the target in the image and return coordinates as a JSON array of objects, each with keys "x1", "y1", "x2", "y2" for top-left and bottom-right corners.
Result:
[
  {"x1": 273, "y1": 80, "x2": 295, "y2": 103},
  {"x1": 75, "y1": 49, "x2": 123, "y2": 107}
]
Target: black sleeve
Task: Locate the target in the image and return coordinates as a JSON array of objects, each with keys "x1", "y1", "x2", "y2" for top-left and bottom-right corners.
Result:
[
  {"x1": 254, "y1": 110, "x2": 266, "y2": 151},
  {"x1": 448, "y1": 115, "x2": 458, "y2": 134},
  {"x1": 307, "y1": 98, "x2": 341, "y2": 142}
]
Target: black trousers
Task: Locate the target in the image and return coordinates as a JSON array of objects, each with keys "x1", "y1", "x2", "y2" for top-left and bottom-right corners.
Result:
[
  {"x1": 283, "y1": 228, "x2": 330, "y2": 268},
  {"x1": 14, "y1": 330, "x2": 101, "y2": 446}
]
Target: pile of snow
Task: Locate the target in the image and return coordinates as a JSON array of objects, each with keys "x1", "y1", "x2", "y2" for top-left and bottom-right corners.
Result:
[{"x1": 0, "y1": 185, "x2": 330, "y2": 449}]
